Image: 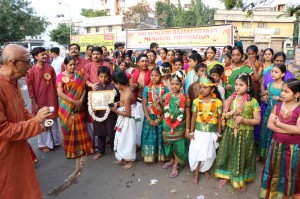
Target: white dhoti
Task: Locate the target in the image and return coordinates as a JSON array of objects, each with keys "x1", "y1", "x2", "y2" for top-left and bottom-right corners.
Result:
[
  {"x1": 114, "y1": 105, "x2": 136, "y2": 161},
  {"x1": 189, "y1": 130, "x2": 219, "y2": 172},
  {"x1": 135, "y1": 101, "x2": 144, "y2": 146},
  {"x1": 38, "y1": 119, "x2": 60, "y2": 149}
]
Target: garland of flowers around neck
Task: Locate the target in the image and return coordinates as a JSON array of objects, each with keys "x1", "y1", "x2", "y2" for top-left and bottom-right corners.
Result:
[
  {"x1": 148, "y1": 82, "x2": 165, "y2": 115},
  {"x1": 198, "y1": 93, "x2": 217, "y2": 125},
  {"x1": 88, "y1": 89, "x2": 117, "y2": 122},
  {"x1": 221, "y1": 92, "x2": 249, "y2": 126},
  {"x1": 164, "y1": 93, "x2": 185, "y2": 134}
]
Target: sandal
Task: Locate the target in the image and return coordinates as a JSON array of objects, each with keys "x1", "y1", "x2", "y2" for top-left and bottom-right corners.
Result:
[
  {"x1": 168, "y1": 166, "x2": 179, "y2": 178},
  {"x1": 162, "y1": 160, "x2": 174, "y2": 169},
  {"x1": 122, "y1": 162, "x2": 135, "y2": 170}
]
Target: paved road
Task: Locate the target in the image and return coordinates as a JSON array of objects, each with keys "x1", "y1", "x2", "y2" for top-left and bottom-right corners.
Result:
[{"x1": 20, "y1": 78, "x2": 262, "y2": 199}]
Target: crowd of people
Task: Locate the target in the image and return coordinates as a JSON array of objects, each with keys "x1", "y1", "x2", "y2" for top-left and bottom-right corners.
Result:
[{"x1": 0, "y1": 39, "x2": 300, "y2": 198}]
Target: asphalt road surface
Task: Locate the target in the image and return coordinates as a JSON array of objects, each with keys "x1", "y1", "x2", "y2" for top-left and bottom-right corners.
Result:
[{"x1": 20, "y1": 78, "x2": 263, "y2": 199}]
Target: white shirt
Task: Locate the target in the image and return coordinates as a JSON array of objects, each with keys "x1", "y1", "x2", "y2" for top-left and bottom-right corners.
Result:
[{"x1": 51, "y1": 56, "x2": 64, "y2": 76}]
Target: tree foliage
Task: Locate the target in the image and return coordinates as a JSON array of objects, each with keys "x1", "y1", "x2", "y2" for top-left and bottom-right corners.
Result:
[
  {"x1": 122, "y1": 0, "x2": 154, "y2": 29},
  {"x1": 155, "y1": 0, "x2": 215, "y2": 28},
  {"x1": 80, "y1": 8, "x2": 108, "y2": 17},
  {"x1": 49, "y1": 24, "x2": 70, "y2": 45},
  {"x1": 0, "y1": 0, "x2": 49, "y2": 45}
]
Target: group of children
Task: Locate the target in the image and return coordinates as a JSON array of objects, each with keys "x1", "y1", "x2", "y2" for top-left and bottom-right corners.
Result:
[
  {"x1": 60, "y1": 43, "x2": 300, "y2": 198},
  {"x1": 24, "y1": 43, "x2": 300, "y2": 198}
]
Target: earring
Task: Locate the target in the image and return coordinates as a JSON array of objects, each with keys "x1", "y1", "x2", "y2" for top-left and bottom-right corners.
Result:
[{"x1": 247, "y1": 88, "x2": 250, "y2": 91}]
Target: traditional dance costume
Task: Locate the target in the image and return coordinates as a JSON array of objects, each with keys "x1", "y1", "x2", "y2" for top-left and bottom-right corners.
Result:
[
  {"x1": 141, "y1": 82, "x2": 169, "y2": 162},
  {"x1": 189, "y1": 95, "x2": 222, "y2": 172}
]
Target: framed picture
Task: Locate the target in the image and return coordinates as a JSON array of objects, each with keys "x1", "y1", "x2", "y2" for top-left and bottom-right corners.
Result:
[{"x1": 89, "y1": 90, "x2": 114, "y2": 110}]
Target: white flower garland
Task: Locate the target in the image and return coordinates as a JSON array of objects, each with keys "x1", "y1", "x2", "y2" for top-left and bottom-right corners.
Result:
[{"x1": 88, "y1": 89, "x2": 117, "y2": 122}]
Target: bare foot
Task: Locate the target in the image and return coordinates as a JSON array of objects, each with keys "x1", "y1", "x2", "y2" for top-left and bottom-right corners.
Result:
[
  {"x1": 204, "y1": 171, "x2": 212, "y2": 179},
  {"x1": 192, "y1": 175, "x2": 199, "y2": 186},
  {"x1": 237, "y1": 186, "x2": 246, "y2": 192},
  {"x1": 114, "y1": 160, "x2": 127, "y2": 165},
  {"x1": 122, "y1": 162, "x2": 135, "y2": 170},
  {"x1": 93, "y1": 153, "x2": 104, "y2": 160},
  {"x1": 218, "y1": 178, "x2": 229, "y2": 186}
]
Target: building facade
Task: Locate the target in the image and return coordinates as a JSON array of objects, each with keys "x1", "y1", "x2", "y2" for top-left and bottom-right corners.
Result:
[{"x1": 214, "y1": 5, "x2": 296, "y2": 53}]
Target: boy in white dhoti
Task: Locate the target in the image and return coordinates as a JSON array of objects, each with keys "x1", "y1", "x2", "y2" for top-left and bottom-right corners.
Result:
[
  {"x1": 188, "y1": 75, "x2": 223, "y2": 185},
  {"x1": 110, "y1": 71, "x2": 136, "y2": 169}
]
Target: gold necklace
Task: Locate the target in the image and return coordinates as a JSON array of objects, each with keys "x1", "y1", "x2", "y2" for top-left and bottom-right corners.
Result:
[{"x1": 282, "y1": 102, "x2": 299, "y2": 115}]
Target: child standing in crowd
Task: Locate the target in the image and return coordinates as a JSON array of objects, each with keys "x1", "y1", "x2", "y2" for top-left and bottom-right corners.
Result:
[
  {"x1": 141, "y1": 66, "x2": 170, "y2": 163},
  {"x1": 110, "y1": 71, "x2": 136, "y2": 170},
  {"x1": 174, "y1": 58, "x2": 184, "y2": 71},
  {"x1": 157, "y1": 48, "x2": 168, "y2": 66},
  {"x1": 189, "y1": 75, "x2": 223, "y2": 185},
  {"x1": 210, "y1": 67, "x2": 225, "y2": 101},
  {"x1": 167, "y1": 49, "x2": 176, "y2": 72},
  {"x1": 223, "y1": 52, "x2": 232, "y2": 68},
  {"x1": 258, "y1": 64, "x2": 286, "y2": 160},
  {"x1": 161, "y1": 62, "x2": 172, "y2": 90},
  {"x1": 162, "y1": 70, "x2": 189, "y2": 178},
  {"x1": 118, "y1": 61, "x2": 131, "y2": 80},
  {"x1": 260, "y1": 78, "x2": 300, "y2": 199},
  {"x1": 215, "y1": 73, "x2": 261, "y2": 191},
  {"x1": 184, "y1": 53, "x2": 203, "y2": 94},
  {"x1": 219, "y1": 45, "x2": 232, "y2": 65},
  {"x1": 92, "y1": 66, "x2": 119, "y2": 160},
  {"x1": 223, "y1": 46, "x2": 253, "y2": 99}
]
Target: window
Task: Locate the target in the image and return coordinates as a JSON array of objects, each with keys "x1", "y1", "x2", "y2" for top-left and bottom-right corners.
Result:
[
  {"x1": 108, "y1": 26, "x2": 112, "y2": 32},
  {"x1": 242, "y1": 22, "x2": 251, "y2": 29},
  {"x1": 95, "y1": 27, "x2": 99, "y2": 33},
  {"x1": 258, "y1": 23, "x2": 267, "y2": 28},
  {"x1": 86, "y1": 27, "x2": 91, "y2": 33}
]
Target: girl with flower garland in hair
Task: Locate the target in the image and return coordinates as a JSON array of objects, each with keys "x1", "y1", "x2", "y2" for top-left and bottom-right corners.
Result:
[
  {"x1": 92, "y1": 66, "x2": 119, "y2": 160},
  {"x1": 215, "y1": 73, "x2": 261, "y2": 191},
  {"x1": 161, "y1": 70, "x2": 189, "y2": 178},
  {"x1": 141, "y1": 66, "x2": 170, "y2": 163},
  {"x1": 189, "y1": 75, "x2": 223, "y2": 186},
  {"x1": 260, "y1": 78, "x2": 300, "y2": 199}
]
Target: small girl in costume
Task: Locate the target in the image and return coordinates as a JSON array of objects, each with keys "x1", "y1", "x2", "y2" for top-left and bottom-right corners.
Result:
[
  {"x1": 141, "y1": 66, "x2": 170, "y2": 163},
  {"x1": 215, "y1": 73, "x2": 261, "y2": 191},
  {"x1": 260, "y1": 78, "x2": 300, "y2": 199},
  {"x1": 161, "y1": 70, "x2": 189, "y2": 178},
  {"x1": 189, "y1": 75, "x2": 223, "y2": 185},
  {"x1": 259, "y1": 64, "x2": 285, "y2": 160}
]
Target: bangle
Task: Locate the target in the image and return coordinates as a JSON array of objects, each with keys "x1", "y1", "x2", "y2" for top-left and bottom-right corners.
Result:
[
  {"x1": 186, "y1": 129, "x2": 190, "y2": 132},
  {"x1": 217, "y1": 133, "x2": 222, "y2": 137},
  {"x1": 189, "y1": 133, "x2": 194, "y2": 135},
  {"x1": 147, "y1": 118, "x2": 151, "y2": 122}
]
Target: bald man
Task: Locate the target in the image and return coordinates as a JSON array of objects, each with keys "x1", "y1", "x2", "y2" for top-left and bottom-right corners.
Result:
[{"x1": 0, "y1": 44, "x2": 51, "y2": 199}]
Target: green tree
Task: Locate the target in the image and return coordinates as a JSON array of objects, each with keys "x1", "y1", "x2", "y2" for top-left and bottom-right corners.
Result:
[
  {"x1": 0, "y1": 0, "x2": 49, "y2": 45},
  {"x1": 49, "y1": 24, "x2": 70, "y2": 45},
  {"x1": 80, "y1": 8, "x2": 108, "y2": 17},
  {"x1": 123, "y1": 0, "x2": 153, "y2": 29},
  {"x1": 155, "y1": 0, "x2": 215, "y2": 28}
]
